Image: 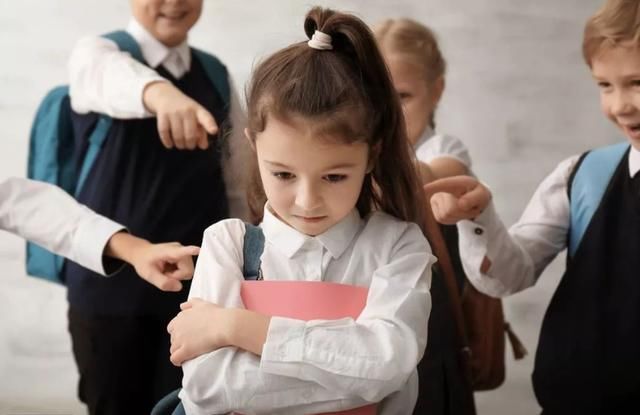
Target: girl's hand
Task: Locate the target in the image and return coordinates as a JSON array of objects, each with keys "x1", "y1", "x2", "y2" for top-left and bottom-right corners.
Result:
[
  {"x1": 167, "y1": 298, "x2": 232, "y2": 366},
  {"x1": 424, "y1": 176, "x2": 492, "y2": 224}
]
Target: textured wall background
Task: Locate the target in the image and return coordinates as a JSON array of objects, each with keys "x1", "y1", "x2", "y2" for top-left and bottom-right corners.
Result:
[{"x1": 0, "y1": 0, "x2": 618, "y2": 413}]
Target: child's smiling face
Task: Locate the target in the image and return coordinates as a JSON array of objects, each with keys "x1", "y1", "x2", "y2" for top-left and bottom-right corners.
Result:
[
  {"x1": 592, "y1": 43, "x2": 640, "y2": 149},
  {"x1": 250, "y1": 116, "x2": 371, "y2": 236},
  {"x1": 130, "y1": 0, "x2": 202, "y2": 47}
]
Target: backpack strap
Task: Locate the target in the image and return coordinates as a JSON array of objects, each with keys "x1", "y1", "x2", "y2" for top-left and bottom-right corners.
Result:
[
  {"x1": 102, "y1": 30, "x2": 145, "y2": 62},
  {"x1": 243, "y1": 223, "x2": 265, "y2": 280},
  {"x1": 74, "y1": 31, "x2": 148, "y2": 196},
  {"x1": 192, "y1": 48, "x2": 230, "y2": 109},
  {"x1": 568, "y1": 142, "x2": 629, "y2": 257}
]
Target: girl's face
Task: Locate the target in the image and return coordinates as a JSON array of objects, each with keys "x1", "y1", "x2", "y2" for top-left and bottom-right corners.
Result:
[
  {"x1": 249, "y1": 116, "x2": 370, "y2": 236},
  {"x1": 385, "y1": 54, "x2": 443, "y2": 145}
]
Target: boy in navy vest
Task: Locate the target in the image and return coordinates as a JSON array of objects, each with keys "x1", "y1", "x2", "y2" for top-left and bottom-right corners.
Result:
[
  {"x1": 424, "y1": 0, "x2": 640, "y2": 413},
  {"x1": 65, "y1": 0, "x2": 249, "y2": 413}
]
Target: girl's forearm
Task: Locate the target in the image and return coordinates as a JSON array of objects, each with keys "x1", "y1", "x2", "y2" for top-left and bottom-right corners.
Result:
[{"x1": 228, "y1": 308, "x2": 271, "y2": 355}]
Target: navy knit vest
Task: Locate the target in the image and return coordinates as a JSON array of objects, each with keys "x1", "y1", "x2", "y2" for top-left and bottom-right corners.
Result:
[
  {"x1": 65, "y1": 54, "x2": 229, "y2": 317},
  {"x1": 533, "y1": 151, "x2": 640, "y2": 413}
]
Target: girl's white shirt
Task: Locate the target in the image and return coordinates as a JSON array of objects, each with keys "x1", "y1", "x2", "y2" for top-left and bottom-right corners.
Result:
[
  {"x1": 413, "y1": 127, "x2": 472, "y2": 168},
  {"x1": 180, "y1": 206, "x2": 435, "y2": 415}
]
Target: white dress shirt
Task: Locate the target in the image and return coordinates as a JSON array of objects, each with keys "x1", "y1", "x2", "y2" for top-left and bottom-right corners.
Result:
[
  {"x1": 0, "y1": 177, "x2": 124, "y2": 275},
  {"x1": 180, "y1": 207, "x2": 435, "y2": 415},
  {"x1": 458, "y1": 144, "x2": 640, "y2": 297},
  {"x1": 67, "y1": 18, "x2": 250, "y2": 220},
  {"x1": 413, "y1": 127, "x2": 472, "y2": 168}
]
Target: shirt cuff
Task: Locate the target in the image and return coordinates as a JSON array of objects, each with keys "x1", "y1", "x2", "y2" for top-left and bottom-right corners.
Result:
[
  {"x1": 457, "y1": 201, "x2": 500, "y2": 275},
  {"x1": 260, "y1": 316, "x2": 306, "y2": 377},
  {"x1": 72, "y1": 211, "x2": 126, "y2": 276}
]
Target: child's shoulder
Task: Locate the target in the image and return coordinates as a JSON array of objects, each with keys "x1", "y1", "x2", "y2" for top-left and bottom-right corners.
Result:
[
  {"x1": 362, "y1": 211, "x2": 428, "y2": 247},
  {"x1": 203, "y1": 218, "x2": 248, "y2": 242}
]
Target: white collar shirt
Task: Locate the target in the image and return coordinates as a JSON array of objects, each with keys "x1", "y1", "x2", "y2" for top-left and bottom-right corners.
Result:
[
  {"x1": 126, "y1": 18, "x2": 191, "y2": 78},
  {"x1": 180, "y1": 206, "x2": 434, "y2": 415}
]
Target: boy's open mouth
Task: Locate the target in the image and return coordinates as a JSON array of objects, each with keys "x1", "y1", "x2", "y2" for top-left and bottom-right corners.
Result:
[{"x1": 629, "y1": 123, "x2": 640, "y2": 132}]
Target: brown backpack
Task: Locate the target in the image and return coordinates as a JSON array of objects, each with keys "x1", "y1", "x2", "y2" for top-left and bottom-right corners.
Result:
[{"x1": 423, "y1": 203, "x2": 528, "y2": 391}]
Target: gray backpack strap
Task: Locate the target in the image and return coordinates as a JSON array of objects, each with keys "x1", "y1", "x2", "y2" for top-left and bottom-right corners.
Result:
[{"x1": 243, "y1": 223, "x2": 265, "y2": 280}]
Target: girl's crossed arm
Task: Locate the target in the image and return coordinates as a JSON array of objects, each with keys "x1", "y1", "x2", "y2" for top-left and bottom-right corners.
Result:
[{"x1": 169, "y1": 219, "x2": 433, "y2": 414}]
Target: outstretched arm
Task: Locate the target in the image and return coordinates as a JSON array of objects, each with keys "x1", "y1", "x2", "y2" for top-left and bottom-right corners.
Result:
[
  {"x1": 68, "y1": 35, "x2": 217, "y2": 150},
  {"x1": 1, "y1": 177, "x2": 198, "y2": 290},
  {"x1": 425, "y1": 156, "x2": 577, "y2": 296}
]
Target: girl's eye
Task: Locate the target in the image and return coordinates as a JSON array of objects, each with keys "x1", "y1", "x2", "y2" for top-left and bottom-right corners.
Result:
[
  {"x1": 631, "y1": 79, "x2": 640, "y2": 87},
  {"x1": 324, "y1": 174, "x2": 347, "y2": 183},
  {"x1": 597, "y1": 81, "x2": 612, "y2": 89},
  {"x1": 398, "y1": 92, "x2": 412, "y2": 101},
  {"x1": 273, "y1": 172, "x2": 294, "y2": 180}
]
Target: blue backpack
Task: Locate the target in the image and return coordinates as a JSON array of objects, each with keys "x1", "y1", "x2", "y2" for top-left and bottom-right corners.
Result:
[
  {"x1": 568, "y1": 142, "x2": 629, "y2": 258},
  {"x1": 26, "y1": 30, "x2": 231, "y2": 284},
  {"x1": 151, "y1": 223, "x2": 264, "y2": 415}
]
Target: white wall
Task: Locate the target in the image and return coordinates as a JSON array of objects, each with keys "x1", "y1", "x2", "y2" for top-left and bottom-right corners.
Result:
[{"x1": 0, "y1": 0, "x2": 617, "y2": 413}]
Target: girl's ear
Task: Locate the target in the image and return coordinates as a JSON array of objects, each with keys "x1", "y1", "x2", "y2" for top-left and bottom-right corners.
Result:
[{"x1": 244, "y1": 128, "x2": 256, "y2": 151}]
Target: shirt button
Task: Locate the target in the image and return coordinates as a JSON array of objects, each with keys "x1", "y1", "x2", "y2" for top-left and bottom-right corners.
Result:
[{"x1": 474, "y1": 227, "x2": 484, "y2": 236}]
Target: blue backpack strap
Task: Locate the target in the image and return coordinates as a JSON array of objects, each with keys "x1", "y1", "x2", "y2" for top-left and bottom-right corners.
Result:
[
  {"x1": 26, "y1": 85, "x2": 74, "y2": 283},
  {"x1": 243, "y1": 223, "x2": 265, "y2": 280},
  {"x1": 75, "y1": 115, "x2": 112, "y2": 196},
  {"x1": 568, "y1": 142, "x2": 629, "y2": 257},
  {"x1": 102, "y1": 30, "x2": 145, "y2": 62},
  {"x1": 74, "y1": 30, "x2": 146, "y2": 197},
  {"x1": 192, "y1": 48, "x2": 230, "y2": 109}
]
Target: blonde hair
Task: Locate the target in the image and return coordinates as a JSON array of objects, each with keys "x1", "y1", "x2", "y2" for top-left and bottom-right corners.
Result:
[
  {"x1": 375, "y1": 18, "x2": 446, "y2": 129},
  {"x1": 375, "y1": 18, "x2": 446, "y2": 84},
  {"x1": 583, "y1": 0, "x2": 640, "y2": 65}
]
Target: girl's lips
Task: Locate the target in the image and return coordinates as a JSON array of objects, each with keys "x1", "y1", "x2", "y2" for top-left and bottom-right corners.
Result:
[{"x1": 295, "y1": 215, "x2": 327, "y2": 223}]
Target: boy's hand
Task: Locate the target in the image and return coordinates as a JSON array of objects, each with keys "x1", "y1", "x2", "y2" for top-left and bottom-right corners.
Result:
[
  {"x1": 424, "y1": 176, "x2": 492, "y2": 224},
  {"x1": 129, "y1": 241, "x2": 200, "y2": 292},
  {"x1": 167, "y1": 298, "x2": 232, "y2": 366},
  {"x1": 143, "y1": 81, "x2": 218, "y2": 150}
]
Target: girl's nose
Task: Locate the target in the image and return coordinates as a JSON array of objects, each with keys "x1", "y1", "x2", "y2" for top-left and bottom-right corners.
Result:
[{"x1": 295, "y1": 181, "x2": 322, "y2": 211}]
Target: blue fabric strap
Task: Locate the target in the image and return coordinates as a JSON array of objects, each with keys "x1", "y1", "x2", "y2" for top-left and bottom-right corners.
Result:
[
  {"x1": 243, "y1": 223, "x2": 265, "y2": 279},
  {"x1": 192, "y1": 48, "x2": 230, "y2": 108},
  {"x1": 102, "y1": 30, "x2": 145, "y2": 63},
  {"x1": 569, "y1": 142, "x2": 629, "y2": 257},
  {"x1": 75, "y1": 116, "x2": 113, "y2": 197}
]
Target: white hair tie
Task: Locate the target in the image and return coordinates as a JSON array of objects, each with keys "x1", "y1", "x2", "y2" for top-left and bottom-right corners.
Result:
[{"x1": 307, "y1": 30, "x2": 333, "y2": 50}]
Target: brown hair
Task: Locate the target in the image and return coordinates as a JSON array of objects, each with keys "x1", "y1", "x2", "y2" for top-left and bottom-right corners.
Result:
[
  {"x1": 583, "y1": 0, "x2": 640, "y2": 65},
  {"x1": 245, "y1": 7, "x2": 426, "y2": 228},
  {"x1": 374, "y1": 18, "x2": 446, "y2": 129}
]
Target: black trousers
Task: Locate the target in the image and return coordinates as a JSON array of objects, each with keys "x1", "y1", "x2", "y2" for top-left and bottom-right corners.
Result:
[{"x1": 68, "y1": 307, "x2": 181, "y2": 415}]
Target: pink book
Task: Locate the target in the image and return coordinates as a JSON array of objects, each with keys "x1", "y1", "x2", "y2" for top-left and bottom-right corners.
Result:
[{"x1": 241, "y1": 280, "x2": 377, "y2": 415}]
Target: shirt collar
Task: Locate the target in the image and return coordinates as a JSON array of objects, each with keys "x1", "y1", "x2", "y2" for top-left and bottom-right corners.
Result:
[
  {"x1": 629, "y1": 145, "x2": 640, "y2": 178},
  {"x1": 126, "y1": 18, "x2": 191, "y2": 71},
  {"x1": 261, "y1": 205, "x2": 362, "y2": 259},
  {"x1": 412, "y1": 126, "x2": 435, "y2": 150}
]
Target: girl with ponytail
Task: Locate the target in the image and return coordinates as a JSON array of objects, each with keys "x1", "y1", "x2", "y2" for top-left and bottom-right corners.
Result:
[{"x1": 167, "y1": 7, "x2": 434, "y2": 414}]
